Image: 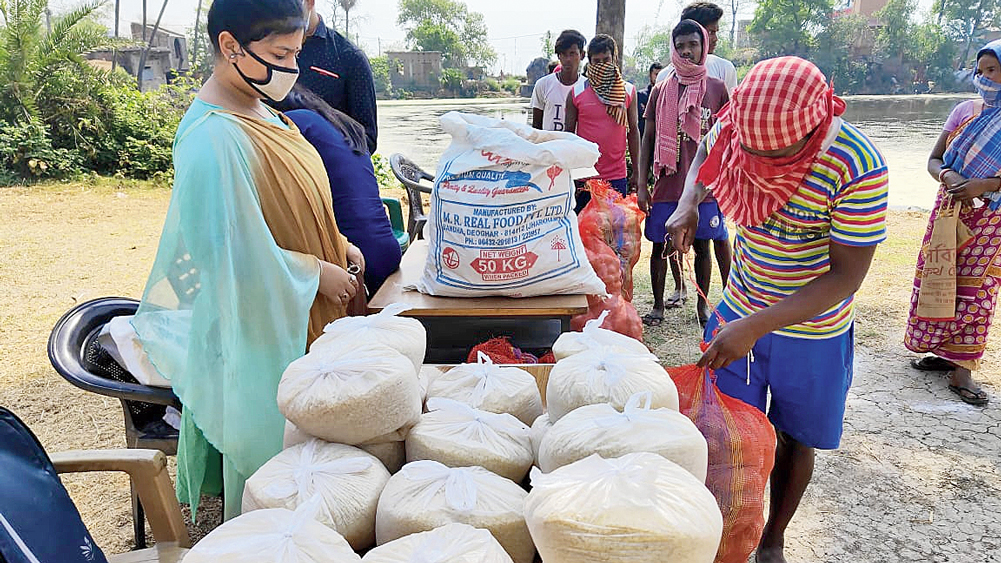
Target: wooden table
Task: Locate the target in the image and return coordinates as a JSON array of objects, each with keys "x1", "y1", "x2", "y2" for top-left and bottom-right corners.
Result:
[{"x1": 370, "y1": 240, "x2": 588, "y2": 363}]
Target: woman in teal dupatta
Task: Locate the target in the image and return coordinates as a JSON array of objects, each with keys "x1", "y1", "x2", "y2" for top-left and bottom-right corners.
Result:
[{"x1": 131, "y1": 0, "x2": 365, "y2": 518}]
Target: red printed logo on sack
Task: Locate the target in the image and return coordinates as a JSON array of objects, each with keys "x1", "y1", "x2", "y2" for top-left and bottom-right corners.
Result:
[
  {"x1": 470, "y1": 245, "x2": 538, "y2": 281},
  {"x1": 442, "y1": 247, "x2": 460, "y2": 269}
]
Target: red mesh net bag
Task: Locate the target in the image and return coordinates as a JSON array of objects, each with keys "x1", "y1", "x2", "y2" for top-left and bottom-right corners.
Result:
[
  {"x1": 584, "y1": 243, "x2": 623, "y2": 297},
  {"x1": 467, "y1": 337, "x2": 540, "y2": 364},
  {"x1": 577, "y1": 179, "x2": 643, "y2": 301},
  {"x1": 571, "y1": 294, "x2": 643, "y2": 341},
  {"x1": 668, "y1": 364, "x2": 777, "y2": 563}
]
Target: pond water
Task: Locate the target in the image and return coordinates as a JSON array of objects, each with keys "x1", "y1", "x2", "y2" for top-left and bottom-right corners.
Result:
[{"x1": 377, "y1": 94, "x2": 978, "y2": 211}]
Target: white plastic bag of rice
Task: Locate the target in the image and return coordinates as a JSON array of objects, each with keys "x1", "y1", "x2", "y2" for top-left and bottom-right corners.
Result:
[
  {"x1": 537, "y1": 392, "x2": 708, "y2": 480},
  {"x1": 528, "y1": 413, "x2": 551, "y2": 465},
  {"x1": 376, "y1": 460, "x2": 533, "y2": 563},
  {"x1": 545, "y1": 346, "x2": 678, "y2": 422},
  {"x1": 551, "y1": 311, "x2": 651, "y2": 360},
  {"x1": 524, "y1": 453, "x2": 723, "y2": 563},
  {"x1": 242, "y1": 440, "x2": 390, "y2": 550},
  {"x1": 311, "y1": 303, "x2": 426, "y2": 373},
  {"x1": 278, "y1": 343, "x2": 421, "y2": 445},
  {"x1": 426, "y1": 352, "x2": 543, "y2": 425},
  {"x1": 363, "y1": 522, "x2": 513, "y2": 563},
  {"x1": 185, "y1": 498, "x2": 361, "y2": 563},
  {"x1": 406, "y1": 398, "x2": 533, "y2": 482},
  {"x1": 283, "y1": 419, "x2": 313, "y2": 449}
]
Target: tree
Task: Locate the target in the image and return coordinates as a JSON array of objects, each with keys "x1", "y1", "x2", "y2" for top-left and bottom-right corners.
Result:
[
  {"x1": 540, "y1": 30, "x2": 553, "y2": 58},
  {"x1": 338, "y1": 0, "x2": 357, "y2": 37},
  {"x1": 937, "y1": 0, "x2": 1001, "y2": 69},
  {"x1": 747, "y1": 0, "x2": 833, "y2": 57},
  {"x1": 727, "y1": 0, "x2": 741, "y2": 43},
  {"x1": 874, "y1": 0, "x2": 917, "y2": 66},
  {"x1": 0, "y1": 0, "x2": 112, "y2": 123},
  {"x1": 396, "y1": 0, "x2": 496, "y2": 68},
  {"x1": 187, "y1": 0, "x2": 212, "y2": 79},
  {"x1": 812, "y1": 12, "x2": 869, "y2": 92},
  {"x1": 596, "y1": 0, "x2": 625, "y2": 67}
]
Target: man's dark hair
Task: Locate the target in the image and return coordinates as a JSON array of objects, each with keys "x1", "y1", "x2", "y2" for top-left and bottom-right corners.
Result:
[
  {"x1": 208, "y1": 0, "x2": 307, "y2": 54},
  {"x1": 672, "y1": 19, "x2": 705, "y2": 43},
  {"x1": 555, "y1": 29, "x2": 586, "y2": 55},
  {"x1": 680, "y1": 2, "x2": 724, "y2": 27},
  {"x1": 587, "y1": 34, "x2": 617, "y2": 58},
  {"x1": 649, "y1": 62, "x2": 665, "y2": 73},
  {"x1": 281, "y1": 85, "x2": 368, "y2": 154}
]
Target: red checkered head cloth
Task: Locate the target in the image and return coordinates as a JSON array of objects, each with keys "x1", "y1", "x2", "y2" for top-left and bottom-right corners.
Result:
[{"x1": 696, "y1": 56, "x2": 846, "y2": 226}]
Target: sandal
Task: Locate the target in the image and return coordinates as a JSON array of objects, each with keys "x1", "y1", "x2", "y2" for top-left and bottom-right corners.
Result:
[
  {"x1": 949, "y1": 384, "x2": 989, "y2": 406},
  {"x1": 642, "y1": 311, "x2": 664, "y2": 327},
  {"x1": 664, "y1": 294, "x2": 686, "y2": 309},
  {"x1": 911, "y1": 356, "x2": 957, "y2": 372}
]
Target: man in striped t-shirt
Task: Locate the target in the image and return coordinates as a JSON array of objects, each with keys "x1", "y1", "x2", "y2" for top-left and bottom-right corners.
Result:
[{"x1": 666, "y1": 57, "x2": 887, "y2": 563}]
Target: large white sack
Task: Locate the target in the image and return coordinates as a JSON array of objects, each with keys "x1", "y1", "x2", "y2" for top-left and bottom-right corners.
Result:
[
  {"x1": 242, "y1": 440, "x2": 390, "y2": 550},
  {"x1": 311, "y1": 303, "x2": 426, "y2": 373},
  {"x1": 525, "y1": 453, "x2": 723, "y2": 563},
  {"x1": 427, "y1": 352, "x2": 543, "y2": 425},
  {"x1": 185, "y1": 499, "x2": 360, "y2": 563},
  {"x1": 283, "y1": 420, "x2": 313, "y2": 449},
  {"x1": 406, "y1": 398, "x2": 533, "y2": 482},
  {"x1": 409, "y1": 112, "x2": 604, "y2": 298},
  {"x1": 551, "y1": 311, "x2": 651, "y2": 361},
  {"x1": 277, "y1": 344, "x2": 421, "y2": 445},
  {"x1": 545, "y1": 346, "x2": 678, "y2": 422},
  {"x1": 528, "y1": 413, "x2": 551, "y2": 465},
  {"x1": 363, "y1": 522, "x2": 513, "y2": 563},
  {"x1": 375, "y1": 460, "x2": 533, "y2": 563},
  {"x1": 537, "y1": 393, "x2": 708, "y2": 481}
]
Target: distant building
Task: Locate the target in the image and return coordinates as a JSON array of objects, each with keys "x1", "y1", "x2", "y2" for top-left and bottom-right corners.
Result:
[
  {"x1": 87, "y1": 47, "x2": 173, "y2": 91},
  {"x1": 131, "y1": 23, "x2": 189, "y2": 73},
  {"x1": 386, "y1": 51, "x2": 442, "y2": 91}
]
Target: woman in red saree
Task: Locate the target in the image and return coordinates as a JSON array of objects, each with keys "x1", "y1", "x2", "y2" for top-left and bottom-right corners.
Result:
[{"x1": 905, "y1": 40, "x2": 1001, "y2": 406}]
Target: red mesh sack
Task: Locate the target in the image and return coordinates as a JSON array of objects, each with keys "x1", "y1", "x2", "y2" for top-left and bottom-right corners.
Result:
[
  {"x1": 571, "y1": 295, "x2": 643, "y2": 341},
  {"x1": 467, "y1": 337, "x2": 540, "y2": 364},
  {"x1": 584, "y1": 242, "x2": 623, "y2": 297},
  {"x1": 577, "y1": 180, "x2": 644, "y2": 301},
  {"x1": 668, "y1": 364, "x2": 777, "y2": 563}
]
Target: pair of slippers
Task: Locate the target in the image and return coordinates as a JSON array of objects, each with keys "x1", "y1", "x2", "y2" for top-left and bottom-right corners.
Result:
[
  {"x1": 641, "y1": 295, "x2": 687, "y2": 327},
  {"x1": 910, "y1": 356, "x2": 989, "y2": 406}
]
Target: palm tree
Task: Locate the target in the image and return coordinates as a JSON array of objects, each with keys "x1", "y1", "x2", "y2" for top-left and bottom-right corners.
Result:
[
  {"x1": 0, "y1": 0, "x2": 111, "y2": 123},
  {"x1": 338, "y1": 0, "x2": 357, "y2": 37}
]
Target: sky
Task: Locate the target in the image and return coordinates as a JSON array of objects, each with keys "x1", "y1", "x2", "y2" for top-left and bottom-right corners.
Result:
[
  {"x1": 51, "y1": 0, "x2": 934, "y2": 75},
  {"x1": 50, "y1": 0, "x2": 743, "y2": 74}
]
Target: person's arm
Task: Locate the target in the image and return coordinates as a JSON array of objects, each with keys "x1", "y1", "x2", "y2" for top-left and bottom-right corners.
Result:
[
  {"x1": 698, "y1": 241, "x2": 876, "y2": 369},
  {"x1": 725, "y1": 61, "x2": 738, "y2": 95},
  {"x1": 531, "y1": 83, "x2": 545, "y2": 129},
  {"x1": 565, "y1": 90, "x2": 578, "y2": 134},
  {"x1": 928, "y1": 118, "x2": 1000, "y2": 203},
  {"x1": 665, "y1": 138, "x2": 712, "y2": 252},
  {"x1": 637, "y1": 87, "x2": 658, "y2": 213},
  {"x1": 345, "y1": 49, "x2": 379, "y2": 153},
  {"x1": 532, "y1": 108, "x2": 544, "y2": 129},
  {"x1": 626, "y1": 88, "x2": 641, "y2": 193}
]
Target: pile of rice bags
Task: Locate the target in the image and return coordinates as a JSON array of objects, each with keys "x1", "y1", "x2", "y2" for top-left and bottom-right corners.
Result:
[
  {"x1": 277, "y1": 343, "x2": 421, "y2": 445},
  {"x1": 242, "y1": 440, "x2": 390, "y2": 550},
  {"x1": 537, "y1": 392, "x2": 708, "y2": 480},
  {"x1": 363, "y1": 522, "x2": 513, "y2": 563},
  {"x1": 185, "y1": 498, "x2": 361, "y2": 563},
  {"x1": 376, "y1": 461, "x2": 533, "y2": 563},
  {"x1": 524, "y1": 453, "x2": 723, "y2": 563},
  {"x1": 528, "y1": 413, "x2": 551, "y2": 464},
  {"x1": 406, "y1": 399, "x2": 533, "y2": 482},
  {"x1": 425, "y1": 352, "x2": 543, "y2": 425},
  {"x1": 311, "y1": 303, "x2": 427, "y2": 372},
  {"x1": 545, "y1": 346, "x2": 678, "y2": 421}
]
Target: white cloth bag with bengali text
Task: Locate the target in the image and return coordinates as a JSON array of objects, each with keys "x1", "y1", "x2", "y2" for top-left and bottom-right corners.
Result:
[{"x1": 409, "y1": 112, "x2": 605, "y2": 297}]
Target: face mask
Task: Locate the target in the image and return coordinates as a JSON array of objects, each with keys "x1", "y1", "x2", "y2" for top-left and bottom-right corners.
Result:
[
  {"x1": 233, "y1": 45, "x2": 298, "y2": 102},
  {"x1": 974, "y1": 72, "x2": 1001, "y2": 107}
]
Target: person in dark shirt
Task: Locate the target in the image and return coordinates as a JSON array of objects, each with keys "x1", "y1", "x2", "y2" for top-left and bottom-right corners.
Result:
[
  {"x1": 283, "y1": 86, "x2": 402, "y2": 294},
  {"x1": 281, "y1": 0, "x2": 379, "y2": 153},
  {"x1": 637, "y1": 62, "x2": 663, "y2": 138}
]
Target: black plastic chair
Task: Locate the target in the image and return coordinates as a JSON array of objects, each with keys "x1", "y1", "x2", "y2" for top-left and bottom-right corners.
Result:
[
  {"x1": 390, "y1": 153, "x2": 434, "y2": 242},
  {"x1": 48, "y1": 296, "x2": 182, "y2": 550}
]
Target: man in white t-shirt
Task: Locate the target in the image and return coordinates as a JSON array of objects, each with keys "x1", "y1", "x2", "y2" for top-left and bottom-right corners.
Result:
[
  {"x1": 531, "y1": 29, "x2": 587, "y2": 131},
  {"x1": 657, "y1": 2, "x2": 737, "y2": 95}
]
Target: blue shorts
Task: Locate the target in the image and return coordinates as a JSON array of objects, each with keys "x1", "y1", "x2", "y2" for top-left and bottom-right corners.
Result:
[
  {"x1": 703, "y1": 302, "x2": 855, "y2": 449},
  {"x1": 645, "y1": 201, "x2": 729, "y2": 243}
]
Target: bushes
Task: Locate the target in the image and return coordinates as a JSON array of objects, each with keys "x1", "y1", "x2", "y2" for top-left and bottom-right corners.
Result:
[{"x1": 0, "y1": 120, "x2": 83, "y2": 180}]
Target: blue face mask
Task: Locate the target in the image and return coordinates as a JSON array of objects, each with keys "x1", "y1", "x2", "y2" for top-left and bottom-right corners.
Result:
[{"x1": 974, "y1": 72, "x2": 1001, "y2": 107}]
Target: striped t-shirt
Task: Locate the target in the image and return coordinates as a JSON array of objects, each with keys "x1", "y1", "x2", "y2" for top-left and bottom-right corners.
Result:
[{"x1": 705, "y1": 119, "x2": 888, "y2": 339}]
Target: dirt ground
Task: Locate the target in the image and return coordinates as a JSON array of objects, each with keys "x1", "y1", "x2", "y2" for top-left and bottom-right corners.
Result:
[{"x1": 1, "y1": 182, "x2": 999, "y2": 561}]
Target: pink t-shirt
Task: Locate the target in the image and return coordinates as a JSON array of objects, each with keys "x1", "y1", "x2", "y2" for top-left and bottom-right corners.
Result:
[
  {"x1": 944, "y1": 99, "x2": 982, "y2": 133},
  {"x1": 573, "y1": 80, "x2": 635, "y2": 180}
]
